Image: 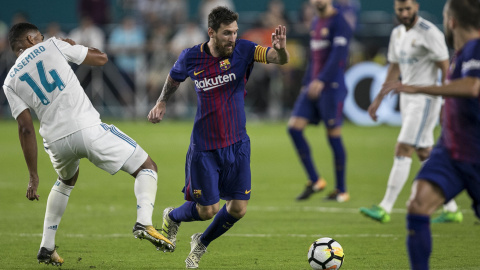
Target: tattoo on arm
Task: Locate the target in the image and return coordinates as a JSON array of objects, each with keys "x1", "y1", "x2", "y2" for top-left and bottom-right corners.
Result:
[{"x1": 158, "y1": 75, "x2": 181, "y2": 103}]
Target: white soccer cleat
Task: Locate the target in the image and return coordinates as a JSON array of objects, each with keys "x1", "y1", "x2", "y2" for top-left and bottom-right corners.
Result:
[
  {"x1": 185, "y1": 233, "x2": 207, "y2": 269},
  {"x1": 161, "y1": 207, "x2": 181, "y2": 252}
]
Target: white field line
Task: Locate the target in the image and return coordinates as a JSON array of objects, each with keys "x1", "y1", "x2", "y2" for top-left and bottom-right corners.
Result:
[{"x1": 5, "y1": 205, "x2": 471, "y2": 239}]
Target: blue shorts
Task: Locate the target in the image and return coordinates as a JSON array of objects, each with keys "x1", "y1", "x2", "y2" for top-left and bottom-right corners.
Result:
[
  {"x1": 291, "y1": 83, "x2": 347, "y2": 128},
  {"x1": 416, "y1": 145, "x2": 480, "y2": 218},
  {"x1": 183, "y1": 138, "x2": 251, "y2": 206}
]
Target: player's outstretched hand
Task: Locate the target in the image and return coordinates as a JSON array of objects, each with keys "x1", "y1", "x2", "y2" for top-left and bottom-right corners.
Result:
[
  {"x1": 26, "y1": 177, "x2": 40, "y2": 201},
  {"x1": 271, "y1": 25, "x2": 287, "y2": 51},
  {"x1": 148, "y1": 101, "x2": 167, "y2": 124},
  {"x1": 60, "y1": 38, "x2": 76, "y2": 46}
]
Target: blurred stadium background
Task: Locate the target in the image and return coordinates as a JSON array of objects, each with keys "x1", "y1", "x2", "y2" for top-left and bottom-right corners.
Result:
[{"x1": 0, "y1": 0, "x2": 446, "y2": 121}]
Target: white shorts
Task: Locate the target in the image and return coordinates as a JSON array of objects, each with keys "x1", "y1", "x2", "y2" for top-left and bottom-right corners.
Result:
[
  {"x1": 397, "y1": 93, "x2": 442, "y2": 148},
  {"x1": 43, "y1": 123, "x2": 148, "y2": 179}
]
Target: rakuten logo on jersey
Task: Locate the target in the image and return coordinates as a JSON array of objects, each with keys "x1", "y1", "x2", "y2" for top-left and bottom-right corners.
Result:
[{"x1": 194, "y1": 73, "x2": 237, "y2": 91}]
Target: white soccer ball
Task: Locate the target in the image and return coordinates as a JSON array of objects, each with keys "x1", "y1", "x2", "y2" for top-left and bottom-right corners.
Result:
[{"x1": 307, "y1": 237, "x2": 345, "y2": 270}]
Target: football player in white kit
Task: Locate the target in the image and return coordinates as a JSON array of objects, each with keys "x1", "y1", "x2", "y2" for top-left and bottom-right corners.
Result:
[
  {"x1": 3, "y1": 23, "x2": 173, "y2": 266},
  {"x1": 359, "y1": 0, "x2": 463, "y2": 223}
]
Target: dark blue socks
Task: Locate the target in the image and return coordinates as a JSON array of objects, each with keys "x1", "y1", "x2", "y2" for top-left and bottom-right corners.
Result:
[
  {"x1": 200, "y1": 205, "x2": 239, "y2": 247},
  {"x1": 169, "y1": 201, "x2": 202, "y2": 222},
  {"x1": 288, "y1": 128, "x2": 319, "y2": 182},
  {"x1": 407, "y1": 214, "x2": 431, "y2": 270},
  {"x1": 328, "y1": 136, "x2": 346, "y2": 192}
]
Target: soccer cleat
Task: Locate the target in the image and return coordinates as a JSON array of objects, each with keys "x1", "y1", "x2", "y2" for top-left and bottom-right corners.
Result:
[
  {"x1": 132, "y1": 222, "x2": 174, "y2": 252},
  {"x1": 359, "y1": 205, "x2": 391, "y2": 223},
  {"x1": 296, "y1": 178, "x2": 327, "y2": 200},
  {"x1": 432, "y1": 210, "x2": 463, "y2": 223},
  {"x1": 37, "y1": 247, "x2": 64, "y2": 266},
  {"x1": 161, "y1": 207, "x2": 181, "y2": 251},
  {"x1": 324, "y1": 189, "x2": 350, "y2": 203},
  {"x1": 185, "y1": 233, "x2": 207, "y2": 269}
]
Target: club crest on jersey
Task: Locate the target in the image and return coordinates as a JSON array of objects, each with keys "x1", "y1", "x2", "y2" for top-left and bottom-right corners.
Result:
[
  {"x1": 220, "y1": 59, "x2": 231, "y2": 71},
  {"x1": 193, "y1": 189, "x2": 202, "y2": 198}
]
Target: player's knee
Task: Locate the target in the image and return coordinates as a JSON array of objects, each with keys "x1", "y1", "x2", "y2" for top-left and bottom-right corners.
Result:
[
  {"x1": 229, "y1": 207, "x2": 247, "y2": 219},
  {"x1": 395, "y1": 143, "x2": 414, "y2": 157},
  {"x1": 416, "y1": 148, "x2": 431, "y2": 161},
  {"x1": 198, "y1": 205, "x2": 219, "y2": 220}
]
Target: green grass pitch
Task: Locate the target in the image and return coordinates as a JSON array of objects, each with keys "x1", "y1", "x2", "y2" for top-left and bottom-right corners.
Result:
[{"x1": 0, "y1": 119, "x2": 479, "y2": 269}]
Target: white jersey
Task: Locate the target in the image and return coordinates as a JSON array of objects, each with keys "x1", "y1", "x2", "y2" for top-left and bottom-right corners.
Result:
[
  {"x1": 388, "y1": 17, "x2": 449, "y2": 86},
  {"x1": 3, "y1": 37, "x2": 101, "y2": 143}
]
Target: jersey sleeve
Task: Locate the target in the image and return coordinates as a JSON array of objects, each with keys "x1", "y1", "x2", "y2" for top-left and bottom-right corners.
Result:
[
  {"x1": 387, "y1": 28, "x2": 398, "y2": 63},
  {"x1": 3, "y1": 85, "x2": 29, "y2": 119},
  {"x1": 462, "y1": 47, "x2": 480, "y2": 78},
  {"x1": 51, "y1": 37, "x2": 88, "y2": 65},
  {"x1": 426, "y1": 27, "x2": 449, "y2": 62},
  {"x1": 237, "y1": 39, "x2": 270, "y2": 64},
  {"x1": 317, "y1": 14, "x2": 352, "y2": 83},
  {"x1": 169, "y1": 48, "x2": 189, "y2": 82}
]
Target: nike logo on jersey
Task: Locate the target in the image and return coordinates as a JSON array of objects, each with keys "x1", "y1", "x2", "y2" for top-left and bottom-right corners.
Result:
[
  {"x1": 194, "y1": 70, "x2": 205, "y2": 76},
  {"x1": 245, "y1": 189, "x2": 252, "y2": 194},
  {"x1": 194, "y1": 73, "x2": 237, "y2": 91}
]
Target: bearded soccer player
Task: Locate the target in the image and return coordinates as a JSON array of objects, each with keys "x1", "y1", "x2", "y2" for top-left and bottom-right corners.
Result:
[
  {"x1": 381, "y1": 0, "x2": 480, "y2": 268},
  {"x1": 287, "y1": 0, "x2": 352, "y2": 202},
  {"x1": 3, "y1": 23, "x2": 172, "y2": 266},
  {"x1": 360, "y1": 0, "x2": 463, "y2": 224},
  {"x1": 148, "y1": 6, "x2": 289, "y2": 269}
]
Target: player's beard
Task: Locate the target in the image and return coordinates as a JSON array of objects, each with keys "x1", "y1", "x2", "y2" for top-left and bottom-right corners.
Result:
[
  {"x1": 445, "y1": 29, "x2": 454, "y2": 49},
  {"x1": 314, "y1": 2, "x2": 327, "y2": 13},
  {"x1": 397, "y1": 12, "x2": 417, "y2": 28},
  {"x1": 214, "y1": 38, "x2": 235, "y2": 58}
]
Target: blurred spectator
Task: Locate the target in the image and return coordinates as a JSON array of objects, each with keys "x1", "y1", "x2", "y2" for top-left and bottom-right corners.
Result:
[
  {"x1": 170, "y1": 21, "x2": 206, "y2": 56},
  {"x1": 108, "y1": 16, "x2": 146, "y2": 76},
  {"x1": 44, "y1": 22, "x2": 66, "y2": 39},
  {"x1": 11, "y1": 12, "x2": 29, "y2": 25},
  {"x1": 69, "y1": 16, "x2": 106, "y2": 50},
  {"x1": 146, "y1": 21, "x2": 173, "y2": 104},
  {"x1": 136, "y1": 0, "x2": 187, "y2": 27},
  {"x1": 78, "y1": 0, "x2": 111, "y2": 26},
  {"x1": 199, "y1": 0, "x2": 235, "y2": 29},
  {"x1": 262, "y1": 0, "x2": 290, "y2": 29}
]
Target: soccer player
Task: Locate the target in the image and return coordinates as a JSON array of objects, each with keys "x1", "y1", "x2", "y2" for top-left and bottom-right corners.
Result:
[
  {"x1": 147, "y1": 6, "x2": 289, "y2": 269},
  {"x1": 382, "y1": 1, "x2": 480, "y2": 268},
  {"x1": 359, "y1": 0, "x2": 463, "y2": 224},
  {"x1": 3, "y1": 23, "x2": 173, "y2": 266},
  {"x1": 287, "y1": 0, "x2": 352, "y2": 202}
]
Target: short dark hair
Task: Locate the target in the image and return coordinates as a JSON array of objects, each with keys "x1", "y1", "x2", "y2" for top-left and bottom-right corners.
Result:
[
  {"x1": 207, "y1": 6, "x2": 238, "y2": 32},
  {"x1": 8, "y1": 22, "x2": 39, "y2": 51},
  {"x1": 446, "y1": 0, "x2": 480, "y2": 30}
]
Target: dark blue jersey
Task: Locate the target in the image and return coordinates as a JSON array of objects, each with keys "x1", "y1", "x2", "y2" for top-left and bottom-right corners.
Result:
[
  {"x1": 170, "y1": 39, "x2": 270, "y2": 151},
  {"x1": 302, "y1": 11, "x2": 352, "y2": 86},
  {"x1": 439, "y1": 39, "x2": 480, "y2": 163}
]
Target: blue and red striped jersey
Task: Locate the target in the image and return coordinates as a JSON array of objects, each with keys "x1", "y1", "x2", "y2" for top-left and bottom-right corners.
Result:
[
  {"x1": 302, "y1": 11, "x2": 352, "y2": 86},
  {"x1": 439, "y1": 39, "x2": 480, "y2": 163},
  {"x1": 170, "y1": 39, "x2": 270, "y2": 151}
]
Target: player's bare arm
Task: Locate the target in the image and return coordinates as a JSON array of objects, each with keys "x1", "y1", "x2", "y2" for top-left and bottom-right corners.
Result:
[
  {"x1": 148, "y1": 75, "x2": 181, "y2": 123},
  {"x1": 16, "y1": 109, "x2": 40, "y2": 201},
  {"x1": 368, "y1": 63, "x2": 401, "y2": 121},
  {"x1": 266, "y1": 25, "x2": 289, "y2": 65},
  {"x1": 307, "y1": 79, "x2": 325, "y2": 100},
  {"x1": 394, "y1": 77, "x2": 480, "y2": 97},
  {"x1": 82, "y1": 47, "x2": 108, "y2": 66},
  {"x1": 435, "y1": 59, "x2": 449, "y2": 84}
]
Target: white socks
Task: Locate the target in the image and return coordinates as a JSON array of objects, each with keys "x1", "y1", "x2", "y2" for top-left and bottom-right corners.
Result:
[
  {"x1": 134, "y1": 169, "x2": 158, "y2": 226},
  {"x1": 40, "y1": 180, "x2": 74, "y2": 250},
  {"x1": 379, "y1": 156, "x2": 412, "y2": 213}
]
